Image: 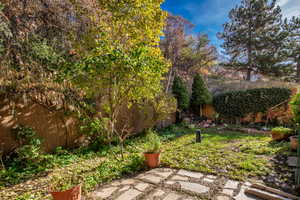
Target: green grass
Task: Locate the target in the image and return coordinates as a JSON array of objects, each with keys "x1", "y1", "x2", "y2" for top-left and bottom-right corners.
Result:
[
  {"x1": 160, "y1": 127, "x2": 293, "y2": 180},
  {"x1": 0, "y1": 124, "x2": 295, "y2": 199}
]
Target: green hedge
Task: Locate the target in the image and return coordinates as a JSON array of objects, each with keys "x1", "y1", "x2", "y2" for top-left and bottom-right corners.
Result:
[{"x1": 213, "y1": 88, "x2": 291, "y2": 118}]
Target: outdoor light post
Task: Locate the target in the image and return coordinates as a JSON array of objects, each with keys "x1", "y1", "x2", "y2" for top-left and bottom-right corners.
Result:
[{"x1": 196, "y1": 129, "x2": 202, "y2": 143}]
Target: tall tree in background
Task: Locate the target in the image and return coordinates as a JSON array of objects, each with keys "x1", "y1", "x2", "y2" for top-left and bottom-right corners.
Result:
[
  {"x1": 283, "y1": 16, "x2": 300, "y2": 82},
  {"x1": 179, "y1": 34, "x2": 218, "y2": 73},
  {"x1": 160, "y1": 14, "x2": 218, "y2": 92},
  {"x1": 160, "y1": 13, "x2": 193, "y2": 93},
  {"x1": 190, "y1": 74, "x2": 212, "y2": 115},
  {"x1": 172, "y1": 76, "x2": 189, "y2": 111},
  {"x1": 218, "y1": 0, "x2": 285, "y2": 80}
]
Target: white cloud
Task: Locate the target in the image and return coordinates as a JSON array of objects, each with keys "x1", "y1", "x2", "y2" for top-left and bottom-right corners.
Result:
[
  {"x1": 277, "y1": 0, "x2": 300, "y2": 19},
  {"x1": 277, "y1": 0, "x2": 290, "y2": 7}
]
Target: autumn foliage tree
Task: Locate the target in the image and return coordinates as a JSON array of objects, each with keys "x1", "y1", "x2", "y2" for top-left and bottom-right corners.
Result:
[{"x1": 63, "y1": 0, "x2": 169, "y2": 156}]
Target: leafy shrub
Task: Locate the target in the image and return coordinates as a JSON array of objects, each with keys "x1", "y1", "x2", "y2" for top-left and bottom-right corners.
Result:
[
  {"x1": 172, "y1": 76, "x2": 189, "y2": 111},
  {"x1": 11, "y1": 125, "x2": 42, "y2": 165},
  {"x1": 190, "y1": 74, "x2": 212, "y2": 113},
  {"x1": 144, "y1": 129, "x2": 161, "y2": 153},
  {"x1": 271, "y1": 127, "x2": 293, "y2": 135},
  {"x1": 213, "y1": 88, "x2": 291, "y2": 119},
  {"x1": 290, "y1": 93, "x2": 300, "y2": 124}
]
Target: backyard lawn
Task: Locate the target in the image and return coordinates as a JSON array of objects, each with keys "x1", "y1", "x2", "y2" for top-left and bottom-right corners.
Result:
[
  {"x1": 161, "y1": 126, "x2": 293, "y2": 180},
  {"x1": 0, "y1": 124, "x2": 296, "y2": 199}
]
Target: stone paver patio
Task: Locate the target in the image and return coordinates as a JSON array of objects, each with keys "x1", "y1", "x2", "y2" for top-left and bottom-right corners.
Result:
[{"x1": 87, "y1": 168, "x2": 271, "y2": 200}]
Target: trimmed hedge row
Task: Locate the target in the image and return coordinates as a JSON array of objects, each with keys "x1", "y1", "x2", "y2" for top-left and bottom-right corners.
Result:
[{"x1": 213, "y1": 88, "x2": 291, "y2": 118}]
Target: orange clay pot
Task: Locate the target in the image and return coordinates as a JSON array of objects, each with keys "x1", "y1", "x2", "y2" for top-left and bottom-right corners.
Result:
[
  {"x1": 271, "y1": 131, "x2": 289, "y2": 141},
  {"x1": 144, "y1": 152, "x2": 160, "y2": 168},
  {"x1": 290, "y1": 136, "x2": 298, "y2": 151},
  {"x1": 50, "y1": 184, "x2": 81, "y2": 200}
]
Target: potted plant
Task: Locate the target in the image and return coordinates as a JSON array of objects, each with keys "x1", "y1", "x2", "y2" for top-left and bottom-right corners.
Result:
[
  {"x1": 271, "y1": 127, "x2": 293, "y2": 141},
  {"x1": 144, "y1": 129, "x2": 161, "y2": 168},
  {"x1": 49, "y1": 176, "x2": 81, "y2": 200},
  {"x1": 290, "y1": 135, "x2": 298, "y2": 151}
]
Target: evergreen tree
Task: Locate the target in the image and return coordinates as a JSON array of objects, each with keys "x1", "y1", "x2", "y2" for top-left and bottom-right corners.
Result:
[
  {"x1": 172, "y1": 76, "x2": 189, "y2": 111},
  {"x1": 283, "y1": 16, "x2": 300, "y2": 82},
  {"x1": 190, "y1": 74, "x2": 212, "y2": 115},
  {"x1": 218, "y1": 0, "x2": 286, "y2": 80}
]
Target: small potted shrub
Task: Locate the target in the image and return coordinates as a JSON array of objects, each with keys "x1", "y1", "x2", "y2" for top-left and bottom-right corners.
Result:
[
  {"x1": 144, "y1": 129, "x2": 161, "y2": 168},
  {"x1": 271, "y1": 127, "x2": 293, "y2": 141},
  {"x1": 290, "y1": 135, "x2": 298, "y2": 151},
  {"x1": 49, "y1": 176, "x2": 81, "y2": 200}
]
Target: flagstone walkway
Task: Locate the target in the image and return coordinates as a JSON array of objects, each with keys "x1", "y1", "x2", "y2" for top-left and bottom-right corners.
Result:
[{"x1": 87, "y1": 168, "x2": 265, "y2": 200}]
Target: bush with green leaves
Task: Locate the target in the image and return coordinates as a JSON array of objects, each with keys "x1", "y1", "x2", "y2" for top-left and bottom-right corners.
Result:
[
  {"x1": 144, "y1": 129, "x2": 161, "y2": 153},
  {"x1": 190, "y1": 74, "x2": 212, "y2": 113},
  {"x1": 290, "y1": 93, "x2": 300, "y2": 124},
  {"x1": 213, "y1": 87, "x2": 291, "y2": 119},
  {"x1": 11, "y1": 125, "x2": 42, "y2": 165},
  {"x1": 172, "y1": 76, "x2": 189, "y2": 111},
  {"x1": 271, "y1": 127, "x2": 293, "y2": 135}
]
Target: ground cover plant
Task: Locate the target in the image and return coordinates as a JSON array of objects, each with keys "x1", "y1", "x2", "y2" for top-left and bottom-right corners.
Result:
[{"x1": 0, "y1": 124, "x2": 296, "y2": 199}]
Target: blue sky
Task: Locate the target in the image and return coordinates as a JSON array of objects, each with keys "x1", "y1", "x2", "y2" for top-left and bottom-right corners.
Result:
[{"x1": 161, "y1": 0, "x2": 300, "y2": 52}]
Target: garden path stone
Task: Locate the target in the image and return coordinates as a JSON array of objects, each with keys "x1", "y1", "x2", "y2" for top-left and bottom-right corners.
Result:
[
  {"x1": 222, "y1": 188, "x2": 234, "y2": 196},
  {"x1": 115, "y1": 188, "x2": 142, "y2": 200},
  {"x1": 147, "y1": 168, "x2": 174, "y2": 178},
  {"x1": 171, "y1": 175, "x2": 189, "y2": 181},
  {"x1": 138, "y1": 173, "x2": 165, "y2": 184},
  {"x1": 135, "y1": 182, "x2": 150, "y2": 191},
  {"x1": 93, "y1": 186, "x2": 118, "y2": 199},
  {"x1": 88, "y1": 168, "x2": 294, "y2": 200},
  {"x1": 162, "y1": 192, "x2": 182, "y2": 200},
  {"x1": 177, "y1": 169, "x2": 204, "y2": 179},
  {"x1": 224, "y1": 180, "x2": 239, "y2": 189},
  {"x1": 178, "y1": 181, "x2": 210, "y2": 194},
  {"x1": 287, "y1": 157, "x2": 297, "y2": 167},
  {"x1": 203, "y1": 178, "x2": 214, "y2": 183},
  {"x1": 216, "y1": 195, "x2": 231, "y2": 200},
  {"x1": 235, "y1": 186, "x2": 257, "y2": 200}
]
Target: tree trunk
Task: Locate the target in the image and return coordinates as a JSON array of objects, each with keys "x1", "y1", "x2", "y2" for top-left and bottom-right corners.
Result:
[
  {"x1": 246, "y1": 69, "x2": 251, "y2": 81},
  {"x1": 165, "y1": 67, "x2": 173, "y2": 93},
  {"x1": 296, "y1": 61, "x2": 300, "y2": 83}
]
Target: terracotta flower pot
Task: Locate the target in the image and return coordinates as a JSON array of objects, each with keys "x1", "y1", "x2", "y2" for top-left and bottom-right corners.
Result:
[
  {"x1": 271, "y1": 131, "x2": 288, "y2": 141},
  {"x1": 144, "y1": 152, "x2": 160, "y2": 168},
  {"x1": 290, "y1": 136, "x2": 298, "y2": 151},
  {"x1": 50, "y1": 184, "x2": 81, "y2": 200}
]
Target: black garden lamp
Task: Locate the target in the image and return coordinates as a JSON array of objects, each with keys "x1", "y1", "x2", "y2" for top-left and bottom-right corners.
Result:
[{"x1": 196, "y1": 129, "x2": 202, "y2": 143}]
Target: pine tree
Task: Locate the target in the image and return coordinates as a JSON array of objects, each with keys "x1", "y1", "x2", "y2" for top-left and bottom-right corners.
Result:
[
  {"x1": 172, "y1": 76, "x2": 189, "y2": 111},
  {"x1": 190, "y1": 74, "x2": 212, "y2": 115},
  {"x1": 283, "y1": 16, "x2": 300, "y2": 82},
  {"x1": 218, "y1": 0, "x2": 286, "y2": 80}
]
